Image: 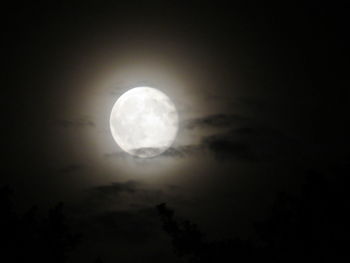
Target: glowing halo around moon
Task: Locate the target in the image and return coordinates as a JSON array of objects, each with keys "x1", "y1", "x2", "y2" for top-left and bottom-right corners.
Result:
[{"x1": 109, "y1": 87, "x2": 179, "y2": 158}]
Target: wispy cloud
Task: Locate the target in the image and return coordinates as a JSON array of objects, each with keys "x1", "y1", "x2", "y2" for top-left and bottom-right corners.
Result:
[
  {"x1": 201, "y1": 125, "x2": 300, "y2": 161},
  {"x1": 201, "y1": 132, "x2": 256, "y2": 161},
  {"x1": 86, "y1": 180, "x2": 139, "y2": 203},
  {"x1": 103, "y1": 145, "x2": 201, "y2": 160},
  {"x1": 103, "y1": 112, "x2": 299, "y2": 162},
  {"x1": 183, "y1": 114, "x2": 248, "y2": 129}
]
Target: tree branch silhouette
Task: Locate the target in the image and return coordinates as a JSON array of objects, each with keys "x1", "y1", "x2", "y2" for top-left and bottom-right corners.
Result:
[
  {"x1": 157, "y1": 171, "x2": 347, "y2": 262},
  {"x1": 0, "y1": 186, "x2": 82, "y2": 263}
]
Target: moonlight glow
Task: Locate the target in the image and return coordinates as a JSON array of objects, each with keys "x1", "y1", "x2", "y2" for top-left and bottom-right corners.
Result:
[{"x1": 110, "y1": 87, "x2": 179, "y2": 158}]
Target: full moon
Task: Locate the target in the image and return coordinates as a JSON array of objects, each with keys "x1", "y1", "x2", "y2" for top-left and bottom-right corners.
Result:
[{"x1": 110, "y1": 87, "x2": 179, "y2": 158}]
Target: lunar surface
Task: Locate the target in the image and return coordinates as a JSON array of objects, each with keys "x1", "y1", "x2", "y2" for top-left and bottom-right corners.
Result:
[{"x1": 109, "y1": 87, "x2": 179, "y2": 158}]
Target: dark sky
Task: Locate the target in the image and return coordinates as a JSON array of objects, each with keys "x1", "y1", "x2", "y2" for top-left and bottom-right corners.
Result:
[{"x1": 3, "y1": 1, "x2": 349, "y2": 262}]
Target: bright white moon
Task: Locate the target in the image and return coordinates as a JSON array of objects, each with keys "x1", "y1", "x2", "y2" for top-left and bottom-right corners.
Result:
[{"x1": 110, "y1": 87, "x2": 179, "y2": 158}]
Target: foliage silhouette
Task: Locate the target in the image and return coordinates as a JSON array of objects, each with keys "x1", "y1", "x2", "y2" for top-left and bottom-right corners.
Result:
[
  {"x1": 1, "y1": 168, "x2": 347, "y2": 262},
  {"x1": 156, "y1": 203, "x2": 255, "y2": 262},
  {"x1": 0, "y1": 186, "x2": 82, "y2": 263},
  {"x1": 157, "y1": 171, "x2": 348, "y2": 262},
  {"x1": 255, "y1": 171, "x2": 347, "y2": 262}
]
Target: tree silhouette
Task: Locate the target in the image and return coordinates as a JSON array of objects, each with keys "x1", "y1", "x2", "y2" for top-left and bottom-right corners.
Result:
[
  {"x1": 156, "y1": 203, "x2": 255, "y2": 262},
  {"x1": 157, "y1": 171, "x2": 348, "y2": 262},
  {"x1": 0, "y1": 186, "x2": 82, "y2": 263},
  {"x1": 255, "y1": 171, "x2": 348, "y2": 262}
]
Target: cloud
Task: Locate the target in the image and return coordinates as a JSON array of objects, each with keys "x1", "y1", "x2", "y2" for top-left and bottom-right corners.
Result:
[
  {"x1": 103, "y1": 148, "x2": 169, "y2": 159},
  {"x1": 85, "y1": 181, "x2": 139, "y2": 205},
  {"x1": 202, "y1": 133, "x2": 256, "y2": 161},
  {"x1": 161, "y1": 145, "x2": 201, "y2": 158},
  {"x1": 201, "y1": 126, "x2": 300, "y2": 162},
  {"x1": 180, "y1": 111, "x2": 301, "y2": 162},
  {"x1": 183, "y1": 114, "x2": 247, "y2": 129},
  {"x1": 103, "y1": 145, "x2": 201, "y2": 160},
  {"x1": 130, "y1": 147, "x2": 165, "y2": 158},
  {"x1": 103, "y1": 113, "x2": 300, "y2": 162},
  {"x1": 130, "y1": 145, "x2": 201, "y2": 159}
]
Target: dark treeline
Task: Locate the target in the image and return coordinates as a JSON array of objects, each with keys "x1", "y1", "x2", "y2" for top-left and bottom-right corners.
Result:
[
  {"x1": 157, "y1": 171, "x2": 348, "y2": 262},
  {"x1": 0, "y1": 186, "x2": 103, "y2": 263},
  {"x1": 1, "y1": 169, "x2": 348, "y2": 262}
]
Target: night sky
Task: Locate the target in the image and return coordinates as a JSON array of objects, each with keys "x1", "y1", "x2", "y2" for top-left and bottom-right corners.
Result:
[{"x1": 3, "y1": 2, "x2": 349, "y2": 262}]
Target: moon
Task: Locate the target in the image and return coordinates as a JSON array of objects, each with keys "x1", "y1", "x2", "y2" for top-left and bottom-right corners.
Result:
[{"x1": 110, "y1": 87, "x2": 179, "y2": 158}]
